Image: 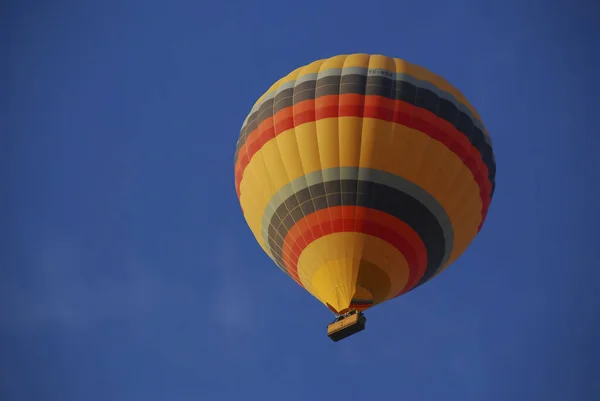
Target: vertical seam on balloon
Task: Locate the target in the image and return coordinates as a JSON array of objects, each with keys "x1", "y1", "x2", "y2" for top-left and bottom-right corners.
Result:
[
  {"x1": 273, "y1": 83, "x2": 310, "y2": 280},
  {"x1": 246, "y1": 115, "x2": 285, "y2": 271},
  {"x1": 403, "y1": 80, "x2": 446, "y2": 284},
  {"x1": 238, "y1": 91, "x2": 282, "y2": 266},
  {"x1": 352, "y1": 54, "x2": 372, "y2": 305},
  {"x1": 389, "y1": 59, "x2": 418, "y2": 299},
  {"x1": 342, "y1": 55, "x2": 358, "y2": 309},
  {"x1": 267, "y1": 80, "x2": 308, "y2": 283},
  {"x1": 321, "y1": 58, "x2": 340, "y2": 309},
  {"x1": 387, "y1": 59, "x2": 406, "y2": 293},
  {"x1": 287, "y1": 63, "x2": 315, "y2": 291},
  {"x1": 308, "y1": 60, "x2": 328, "y2": 298},
  {"x1": 302, "y1": 65, "x2": 327, "y2": 294},
  {"x1": 428, "y1": 81, "x2": 456, "y2": 274},
  {"x1": 291, "y1": 63, "x2": 324, "y2": 296},
  {"x1": 252, "y1": 78, "x2": 302, "y2": 279},
  {"x1": 337, "y1": 56, "x2": 349, "y2": 307},
  {"x1": 249, "y1": 105, "x2": 283, "y2": 260},
  {"x1": 290, "y1": 65, "x2": 323, "y2": 296},
  {"x1": 345, "y1": 55, "x2": 361, "y2": 309},
  {"x1": 391, "y1": 64, "x2": 419, "y2": 286},
  {"x1": 386, "y1": 57, "x2": 422, "y2": 296},
  {"x1": 238, "y1": 159, "x2": 276, "y2": 262}
]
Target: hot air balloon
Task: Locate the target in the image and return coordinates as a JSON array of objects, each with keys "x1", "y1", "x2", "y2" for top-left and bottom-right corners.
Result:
[{"x1": 234, "y1": 53, "x2": 496, "y2": 341}]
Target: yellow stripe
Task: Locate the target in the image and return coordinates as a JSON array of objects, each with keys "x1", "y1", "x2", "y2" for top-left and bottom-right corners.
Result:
[
  {"x1": 295, "y1": 232, "x2": 410, "y2": 312},
  {"x1": 238, "y1": 118, "x2": 482, "y2": 264},
  {"x1": 353, "y1": 285, "x2": 373, "y2": 301},
  {"x1": 250, "y1": 54, "x2": 484, "y2": 131},
  {"x1": 238, "y1": 150, "x2": 276, "y2": 259},
  {"x1": 298, "y1": 232, "x2": 364, "y2": 311}
]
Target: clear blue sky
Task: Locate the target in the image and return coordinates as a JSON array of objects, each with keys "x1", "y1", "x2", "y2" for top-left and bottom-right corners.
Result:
[{"x1": 3, "y1": 1, "x2": 599, "y2": 400}]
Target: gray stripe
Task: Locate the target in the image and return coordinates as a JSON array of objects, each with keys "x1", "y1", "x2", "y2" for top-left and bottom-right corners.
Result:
[
  {"x1": 317, "y1": 68, "x2": 344, "y2": 78},
  {"x1": 296, "y1": 72, "x2": 319, "y2": 85},
  {"x1": 241, "y1": 66, "x2": 489, "y2": 141},
  {"x1": 260, "y1": 167, "x2": 454, "y2": 270},
  {"x1": 277, "y1": 80, "x2": 296, "y2": 92}
]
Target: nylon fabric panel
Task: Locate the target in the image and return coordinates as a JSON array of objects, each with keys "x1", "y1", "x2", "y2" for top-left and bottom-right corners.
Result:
[
  {"x1": 353, "y1": 285, "x2": 374, "y2": 305},
  {"x1": 293, "y1": 123, "x2": 321, "y2": 177},
  {"x1": 239, "y1": 122, "x2": 481, "y2": 267},
  {"x1": 234, "y1": 60, "x2": 495, "y2": 201},
  {"x1": 280, "y1": 206, "x2": 427, "y2": 295},
  {"x1": 246, "y1": 54, "x2": 484, "y2": 126},
  {"x1": 297, "y1": 232, "x2": 410, "y2": 313},
  {"x1": 235, "y1": 95, "x2": 493, "y2": 211},
  {"x1": 352, "y1": 260, "x2": 392, "y2": 307},
  {"x1": 235, "y1": 53, "x2": 496, "y2": 313}
]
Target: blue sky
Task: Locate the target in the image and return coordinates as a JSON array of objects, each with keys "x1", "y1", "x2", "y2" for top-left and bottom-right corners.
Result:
[{"x1": 3, "y1": 1, "x2": 599, "y2": 400}]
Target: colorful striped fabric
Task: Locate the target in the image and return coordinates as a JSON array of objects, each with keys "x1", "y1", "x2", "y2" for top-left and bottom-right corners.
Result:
[{"x1": 234, "y1": 54, "x2": 496, "y2": 315}]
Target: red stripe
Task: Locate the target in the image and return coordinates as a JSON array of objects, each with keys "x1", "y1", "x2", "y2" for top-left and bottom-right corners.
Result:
[
  {"x1": 234, "y1": 94, "x2": 491, "y2": 223},
  {"x1": 349, "y1": 304, "x2": 371, "y2": 311},
  {"x1": 281, "y1": 206, "x2": 428, "y2": 297}
]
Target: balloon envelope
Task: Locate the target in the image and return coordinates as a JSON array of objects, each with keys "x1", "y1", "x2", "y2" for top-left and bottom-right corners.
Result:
[{"x1": 234, "y1": 54, "x2": 496, "y2": 314}]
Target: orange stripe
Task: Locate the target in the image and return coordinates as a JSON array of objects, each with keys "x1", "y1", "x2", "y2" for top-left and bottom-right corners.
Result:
[
  {"x1": 234, "y1": 95, "x2": 492, "y2": 222},
  {"x1": 281, "y1": 206, "x2": 428, "y2": 296},
  {"x1": 349, "y1": 304, "x2": 371, "y2": 312}
]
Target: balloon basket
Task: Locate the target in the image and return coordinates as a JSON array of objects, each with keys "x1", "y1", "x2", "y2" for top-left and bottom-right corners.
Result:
[{"x1": 327, "y1": 311, "x2": 366, "y2": 342}]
